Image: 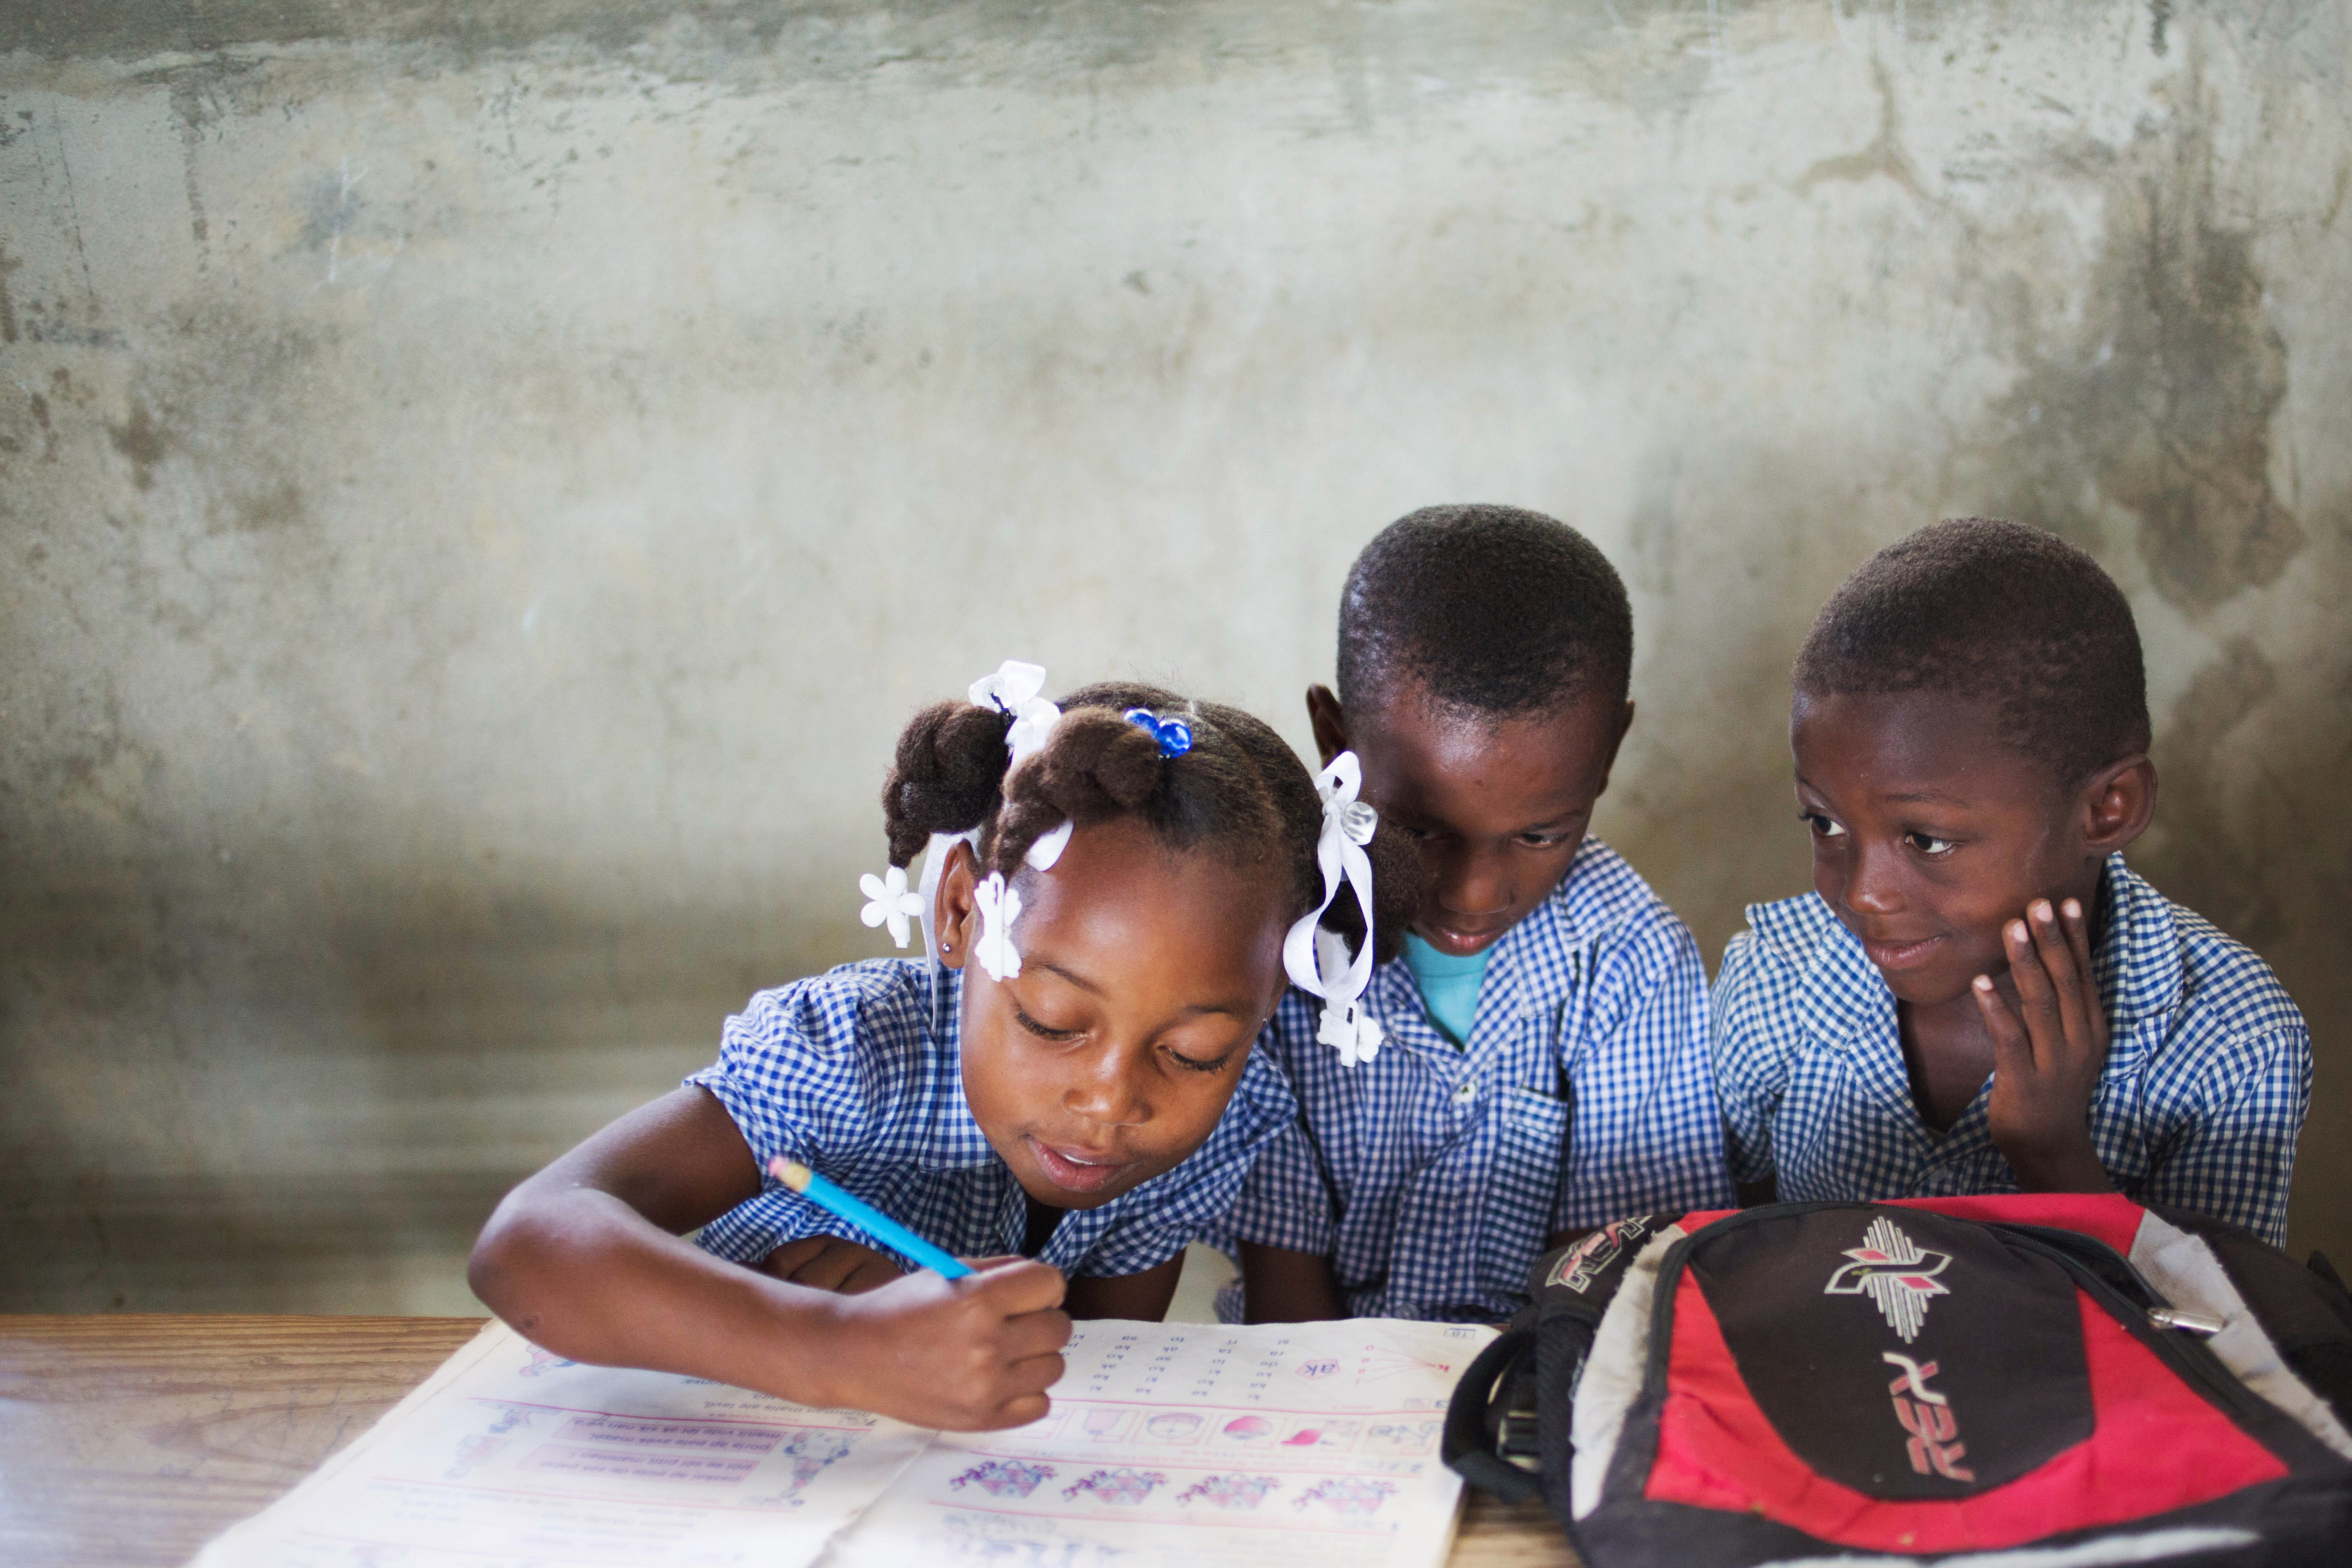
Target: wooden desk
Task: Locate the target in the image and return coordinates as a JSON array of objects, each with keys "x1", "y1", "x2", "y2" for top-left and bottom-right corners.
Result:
[{"x1": 0, "y1": 1316, "x2": 1579, "y2": 1567}]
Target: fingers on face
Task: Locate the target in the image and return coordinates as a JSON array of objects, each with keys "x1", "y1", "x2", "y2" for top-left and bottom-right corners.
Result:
[
  {"x1": 1973, "y1": 973, "x2": 2033, "y2": 1074},
  {"x1": 2003, "y1": 914, "x2": 2065, "y2": 1045},
  {"x1": 2026, "y1": 898, "x2": 2100, "y2": 1048},
  {"x1": 2059, "y1": 896, "x2": 2095, "y2": 973}
]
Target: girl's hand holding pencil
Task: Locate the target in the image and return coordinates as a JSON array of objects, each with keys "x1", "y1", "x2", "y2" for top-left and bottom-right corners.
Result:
[
  {"x1": 806, "y1": 1252, "x2": 1072, "y2": 1430},
  {"x1": 763, "y1": 1155, "x2": 1071, "y2": 1430}
]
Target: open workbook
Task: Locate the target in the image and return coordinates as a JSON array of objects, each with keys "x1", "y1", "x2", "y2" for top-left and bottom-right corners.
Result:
[{"x1": 191, "y1": 1316, "x2": 1495, "y2": 1568}]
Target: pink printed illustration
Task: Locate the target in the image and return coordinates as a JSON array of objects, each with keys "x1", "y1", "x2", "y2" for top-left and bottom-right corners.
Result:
[
  {"x1": 1176, "y1": 1474, "x2": 1282, "y2": 1510},
  {"x1": 950, "y1": 1459, "x2": 1058, "y2": 1499},
  {"x1": 518, "y1": 1344, "x2": 578, "y2": 1377},
  {"x1": 1281, "y1": 1420, "x2": 1359, "y2": 1450},
  {"x1": 1060, "y1": 1467, "x2": 1169, "y2": 1505},
  {"x1": 1078, "y1": 1409, "x2": 1133, "y2": 1442},
  {"x1": 1143, "y1": 1412, "x2": 1204, "y2": 1443},
  {"x1": 1217, "y1": 1416, "x2": 1275, "y2": 1444},
  {"x1": 1295, "y1": 1478, "x2": 1398, "y2": 1517}
]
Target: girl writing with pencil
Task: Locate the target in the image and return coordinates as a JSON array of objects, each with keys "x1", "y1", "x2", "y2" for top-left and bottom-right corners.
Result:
[{"x1": 470, "y1": 664, "x2": 1422, "y2": 1432}]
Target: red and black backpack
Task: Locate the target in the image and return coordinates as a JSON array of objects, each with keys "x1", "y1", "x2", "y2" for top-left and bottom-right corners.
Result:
[{"x1": 1444, "y1": 1195, "x2": 2352, "y2": 1565}]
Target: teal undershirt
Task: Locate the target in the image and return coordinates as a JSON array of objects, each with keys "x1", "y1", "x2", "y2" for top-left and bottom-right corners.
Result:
[{"x1": 1403, "y1": 931, "x2": 1493, "y2": 1048}]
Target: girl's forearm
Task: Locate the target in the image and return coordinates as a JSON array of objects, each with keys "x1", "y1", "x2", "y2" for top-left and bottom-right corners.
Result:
[{"x1": 468, "y1": 1183, "x2": 848, "y2": 1406}]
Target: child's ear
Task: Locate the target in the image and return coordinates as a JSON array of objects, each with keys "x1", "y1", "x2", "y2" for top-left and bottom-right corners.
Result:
[
  {"x1": 932, "y1": 839, "x2": 982, "y2": 970},
  {"x1": 2080, "y1": 753, "x2": 2158, "y2": 854},
  {"x1": 1305, "y1": 684, "x2": 1349, "y2": 767},
  {"x1": 1595, "y1": 698, "x2": 1636, "y2": 791}
]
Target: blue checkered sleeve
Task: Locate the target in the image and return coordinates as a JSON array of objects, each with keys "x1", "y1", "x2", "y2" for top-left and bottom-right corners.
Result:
[
  {"x1": 1558, "y1": 915, "x2": 1735, "y2": 1229},
  {"x1": 1709, "y1": 928, "x2": 1791, "y2": 1189},
  {"x1": 687, "y1": 970, "x2": 922, "y2": 1264},
  {"x1": 690, "y1": 978, "x2": 897, "y2": 1172},
  {"x1": 2145, "y1": 1023, "x2": 2309, "y2": 1247}
]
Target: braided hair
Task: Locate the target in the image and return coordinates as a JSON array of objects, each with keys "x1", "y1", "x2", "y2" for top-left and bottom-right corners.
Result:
[{"x1": 882, "y1": 681, "x2": 1426, "y2": 964}]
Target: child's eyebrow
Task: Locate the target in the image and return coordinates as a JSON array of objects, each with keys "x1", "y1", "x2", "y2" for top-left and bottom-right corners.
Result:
[
  {"x1": 1028, "y1": 958, "x2": 1106, "y2": 997},
  {"x1": 1881, "y1": 788, "x2": 1973, "y2": 805},
  {"x1": 1028, "y1": 959, "x2": 1254, "y2": 1021},
  {"x1": 1178, "y1": 999, "x2": 1256, "y2": 1020}
]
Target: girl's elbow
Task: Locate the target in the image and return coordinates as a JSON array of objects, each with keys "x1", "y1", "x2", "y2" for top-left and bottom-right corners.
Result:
[{"x1": 467, "y1": 1188, "x2": 549, "y2": 1321}]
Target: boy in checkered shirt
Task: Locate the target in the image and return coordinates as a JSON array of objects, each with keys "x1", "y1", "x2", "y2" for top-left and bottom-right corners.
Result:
[
  {"x1": 1222, "y1": 505, "x2": 1735, "y2": 1323},
  {"x1": 1713, "y1": 519, "x2": 2310, "y2": 1245}
]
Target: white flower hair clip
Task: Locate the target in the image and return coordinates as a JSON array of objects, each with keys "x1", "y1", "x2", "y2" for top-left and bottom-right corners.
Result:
[
  {"x1": 1281, "y1": 752, "x2": 1385, "y2": 1066},
  {"x1": 973, "y1": 870, "x2": 1024, "y2": 981},
  {"x1": 858, "y1": 865, "x2": 927, "y2": 949}
]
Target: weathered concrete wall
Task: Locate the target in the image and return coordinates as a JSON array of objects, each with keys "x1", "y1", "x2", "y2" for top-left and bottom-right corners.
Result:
[{"x1": 3, "y1": 1, "x2": 2346, "y2": 1311}]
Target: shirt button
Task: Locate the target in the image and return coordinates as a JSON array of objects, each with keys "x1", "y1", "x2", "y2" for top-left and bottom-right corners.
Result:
[{"x1": 1452, "y1": 1079, "x2": 1478, "y2": 1105}]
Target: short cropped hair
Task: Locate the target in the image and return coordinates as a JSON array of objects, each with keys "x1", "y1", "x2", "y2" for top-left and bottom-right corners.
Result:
[
  {"x1": 1794, "y1": 518, "x2": 2150, "y2": 785},
  {"x1": 1335, "y1": 504, "x2": 1633, "y2": 717}
]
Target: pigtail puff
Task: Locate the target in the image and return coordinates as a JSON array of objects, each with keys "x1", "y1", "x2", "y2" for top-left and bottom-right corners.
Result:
[
  {"x1": 991, "y1": 708, "x2": 1166, "y2": 874},
  {"x1": 881, "y1": 699, "x2": 1015, "y2": 868}
]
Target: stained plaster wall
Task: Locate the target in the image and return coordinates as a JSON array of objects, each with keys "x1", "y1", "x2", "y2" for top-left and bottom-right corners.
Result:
[{"x1": 2, "y1": 0, "x2": 2346, "y2": 1312}]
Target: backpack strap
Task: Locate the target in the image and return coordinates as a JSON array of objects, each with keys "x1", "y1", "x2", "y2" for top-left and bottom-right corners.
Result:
[
  {"x1": 1442, "y1": 1214, "x2": 1691, "y2": 1500},
  {"x1": 1441, "y1": 1321, "x2": 1544, "y2": 1503}
]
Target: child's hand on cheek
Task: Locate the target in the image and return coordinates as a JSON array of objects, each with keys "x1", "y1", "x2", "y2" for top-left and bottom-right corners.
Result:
[
  {"x1": 807, "y1": 1255, "x2": 1072, "y2": 1431},
  {"x1": 1975, "y1": 897, "x2": 2114, "y2": 1194}
]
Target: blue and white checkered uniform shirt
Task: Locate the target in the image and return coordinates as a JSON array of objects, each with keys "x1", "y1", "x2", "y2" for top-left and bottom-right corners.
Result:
[
  {"x1": 1221, "y1": 838, "x2": 1734, "y2": 1322},
  {"x1": 1713, "y1": 854, "x2": 2311, "y2": 1246},
  {"x1": 688, "y1": 959, "x2": 1297, "y2": 1278}
]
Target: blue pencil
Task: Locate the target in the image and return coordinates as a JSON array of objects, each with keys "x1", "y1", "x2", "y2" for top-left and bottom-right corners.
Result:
[{"x1": 767, "y1": 1156, "x2": 974, "y2": 1279}]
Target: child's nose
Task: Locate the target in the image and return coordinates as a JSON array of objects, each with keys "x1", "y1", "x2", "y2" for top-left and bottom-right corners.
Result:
[
  {"x1": 1846, "y1": 840, "x2": 1907, "y2": 914},
  {"x1": 1436, "y1": 845, "x2": 1512, "y2": 917},
  {"x1": 1063, "y1": 1051, "x2": 1150, "y2": 1127}
]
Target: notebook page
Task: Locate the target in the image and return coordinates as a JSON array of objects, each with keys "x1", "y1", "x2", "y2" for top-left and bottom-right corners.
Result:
[
  {"x1": 821, "y1": 1319, "x2": 1496, "y2": 1568},
  {"x1": 189, "y1": 1321, "x2": 933, "y2": 1568}
]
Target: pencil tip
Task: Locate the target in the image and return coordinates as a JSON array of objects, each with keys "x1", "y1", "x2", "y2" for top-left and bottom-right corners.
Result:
[{"x1": 768, "y1": 1156, "x2": 812, "y2": 1191}]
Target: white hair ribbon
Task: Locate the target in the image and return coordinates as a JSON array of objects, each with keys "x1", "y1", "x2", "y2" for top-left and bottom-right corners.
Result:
[
  {"x1": 914, "y1": 829, "x2": 976, "y2": 965},
  {"x1": 973, "y1": 870, "x2": 1023, "y2": 981},
  {"x1": 968, "y1": 658, "x2": 1071, "y2": 871},
  {"x1": 1281, "y1": 752, "x2": 1386, "y2": 1066},
  {"x1": 969, "y1": 659, "x2": 1063, "y2": 772}
]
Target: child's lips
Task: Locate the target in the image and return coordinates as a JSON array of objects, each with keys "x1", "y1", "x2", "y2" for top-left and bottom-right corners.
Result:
[
  {"x1": 1422, "y1": 922, "x2": 1508, "y2": 957},
  {"x1": 1027, "y1": 1138, "x2": 1134, "y2": 1195},
  {"x1": 1862, "y1": 933, "x2": 1944, "y2": 971}
]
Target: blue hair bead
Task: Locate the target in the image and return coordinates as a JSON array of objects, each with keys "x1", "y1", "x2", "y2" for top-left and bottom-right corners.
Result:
[{"x1": 1124, "y1": 707, "x2": 1194, "y2": 759}]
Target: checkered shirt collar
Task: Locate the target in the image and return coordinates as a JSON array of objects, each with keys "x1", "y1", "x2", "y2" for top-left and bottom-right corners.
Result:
[
  {"x1": 1361, "y1": 836, "x2": 1623, "y2": 1052},
  {"x1": 1785, "y1": 853, "x2": 2182, "y2": 1071}
]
